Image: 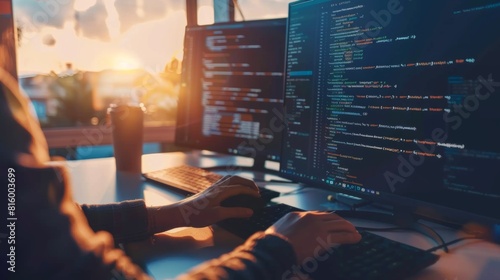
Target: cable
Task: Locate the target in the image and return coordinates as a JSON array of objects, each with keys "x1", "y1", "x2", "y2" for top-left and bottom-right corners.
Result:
[
  {"x1": 355, "y1": 225, "x2": 481, "y2": 253},
  {"x1": 414, "y1": 221, "x2": 450, "y2": 253},
  {"x1": 232, "y1": 0, "x2": 245, "y2": 21},
  {"x1": 331, "y1": 208, "x2": 454, "y2": 252},
  {"x1": 357, "y1": 224, "x2": 481, "y2": 254},
  {"x1": 425, "y1": 227, "x2": 493, "y2": 253},
  {"x1": 332, "y1": 207, "x2": 488, "y2": 253},
  {"x1": 425, "y1": 236, "x2": 480, "y2": 253}
]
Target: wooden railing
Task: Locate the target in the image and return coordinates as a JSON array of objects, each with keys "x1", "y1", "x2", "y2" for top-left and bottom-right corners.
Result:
[{"x1": 43, "y1": 123, "x2": 176, "y2": 149}]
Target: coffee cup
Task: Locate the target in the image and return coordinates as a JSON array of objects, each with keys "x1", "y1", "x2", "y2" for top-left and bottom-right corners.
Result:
[{"x1": 107, "y1": 103, "x2": 145, "y2": 173}]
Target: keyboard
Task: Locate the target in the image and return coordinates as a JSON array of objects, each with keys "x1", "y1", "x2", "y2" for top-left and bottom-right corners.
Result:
[
  {"x1": 143, "y1": 165, "x2": 281, "y2": 202},
  {"x1": 217, "y1": 204, "x2": 440, "y2": 280}
]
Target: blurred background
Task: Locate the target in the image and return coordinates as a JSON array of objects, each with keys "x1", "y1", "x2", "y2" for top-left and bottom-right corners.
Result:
[{"x1": 9, "y1": 0, "x2": 293, "y2": 159}]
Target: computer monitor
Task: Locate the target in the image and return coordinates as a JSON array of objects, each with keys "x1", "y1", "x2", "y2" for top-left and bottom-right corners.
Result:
[
  {"x1": 175, "y1": 18, "x2": 287, "y2": 171},
  {"x1": 280, "y1": 0, "x2": 500, "y2": 226}
]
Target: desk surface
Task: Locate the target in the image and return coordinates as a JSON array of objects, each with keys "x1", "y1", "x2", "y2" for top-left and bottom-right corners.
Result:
[{"x1": 67, "y1": 151, "x2": 500, "y2": 280}]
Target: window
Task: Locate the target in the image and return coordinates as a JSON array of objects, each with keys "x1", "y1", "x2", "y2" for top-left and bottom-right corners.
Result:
[
  {"x1": 14, "y1": 0, "x2": 186, "y2": 127},
  {"x1": 234, "y1": 0, "x2": 293, "y2": 21},
  {"x1": 11, "y1": 0, "x2": 293, "y2": 159},
  {"x1": 13, "y1": 0, "x2": 186, "y2": 158}
]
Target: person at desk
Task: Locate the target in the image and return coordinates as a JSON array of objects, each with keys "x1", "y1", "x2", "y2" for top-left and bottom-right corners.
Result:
[{"x1": 0, "y1": 79, "x2": 361, "y2": 280}]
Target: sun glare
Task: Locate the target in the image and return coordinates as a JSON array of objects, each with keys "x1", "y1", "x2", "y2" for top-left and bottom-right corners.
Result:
[{"x1": 112, "y1": 53, "x2": 142, "y2": 70}]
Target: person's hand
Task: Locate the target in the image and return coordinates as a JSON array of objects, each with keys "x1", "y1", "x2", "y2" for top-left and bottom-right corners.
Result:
[
  {"x1": 175, "y1": 175, "x2": 260, "y2": 227},
  {"x1": 265, "y1": 211, "x2": 361, "y2": 264}
]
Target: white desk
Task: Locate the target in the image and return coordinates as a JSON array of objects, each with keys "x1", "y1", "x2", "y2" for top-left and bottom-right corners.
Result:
[{"x1": 67, "y1": 151, "x2": 500, "y2": 280}]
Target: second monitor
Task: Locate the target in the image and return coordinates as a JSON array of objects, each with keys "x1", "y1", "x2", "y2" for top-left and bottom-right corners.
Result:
[
  {"x1": 280, "y1": 0, "x2": 500, "y2": 226},
  {"x1": 175, "y1": 18, "x2": 287, "y2": 171}
]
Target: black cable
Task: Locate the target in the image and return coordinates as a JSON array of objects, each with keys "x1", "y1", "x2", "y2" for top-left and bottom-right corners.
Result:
[
  {"x1": 232, "y1": 0, "x2": 245, "y2": 21},
  {"x1": 355, "y1": 224, "x2": 481, "y2": 254},
  {"x1": 332, "y1": 208, "x2": 487, "y2": 254},
  {"x1": 332, "y1": 208, "x2": 454, "y2": 252},
  {"x1": 425, "y1": 236, "x2": 480, "y2": 253},
  {"x1": 356, "y1": 225, "x2": 482, "y2": 255},
  {"x1": 414, "y1": 221, "x2": 450, "y2": 253}
]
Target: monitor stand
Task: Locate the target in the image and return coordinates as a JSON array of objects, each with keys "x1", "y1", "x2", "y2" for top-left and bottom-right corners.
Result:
[{"x1": 330, "y1": 192, "x2": 372, "y2": 209}]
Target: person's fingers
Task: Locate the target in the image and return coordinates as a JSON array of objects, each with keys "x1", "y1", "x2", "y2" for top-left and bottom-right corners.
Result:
[
  {"x1": 211, "y1": 175, "x2": 232, "y2": 187},
  {"x1": 322, "y1": 212, "x2": 345, "y2": 220},
  {"x1": 295, "y1": 211, "x2": 345, "y2": 224},
  {"x1": 301, "y1": 213, "x2": 358, "y2": 233},
  {"x1": 215, "y1": 206, "x2": 254, "y2": 220},
  {"x1": 300, "y1": 211, "x2": 345, "y2": 221},
  {"x1": 325, "y1": 231, "x2": 362, "y2": 244},
  {"x1": 92, "y1": 231, "x2": 115, "y2": 250},
  {"x1": 323, "y1": 219, "x2": 358, "y2": 233},
  {"x1": 225, "y1": 175, "x2": 259, "y2": 191},
  {"x1": 276, "y1": 211, "x2": 303, "y2": 223},
  {"x1": 211, "y1": 185, "x2": 261, "y2": 202}
]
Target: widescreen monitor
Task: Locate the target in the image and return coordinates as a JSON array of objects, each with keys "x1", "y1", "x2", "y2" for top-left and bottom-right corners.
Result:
[{"x1": 280, "y1": 0, "x2": 500, "y2": 226}]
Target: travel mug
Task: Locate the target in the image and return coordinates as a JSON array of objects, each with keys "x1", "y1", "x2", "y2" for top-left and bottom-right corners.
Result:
[{"x1": 107, "y1": 103, "x2": 145, "y2": 173}]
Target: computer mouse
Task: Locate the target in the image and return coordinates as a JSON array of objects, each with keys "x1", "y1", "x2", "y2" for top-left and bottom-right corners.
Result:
[
  {"x1": 222, "y1": 175, "x2": 259, "y2": 191},
  {"x1": 220, "y1": 194, "x2": 265, "y2": 212}
]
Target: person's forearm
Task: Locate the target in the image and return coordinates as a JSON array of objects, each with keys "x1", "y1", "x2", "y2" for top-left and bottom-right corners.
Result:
[
  {"x1": 147, "y1": 201, "x2": 188, "y2": 233},
  {"x1": 177, "y1": 232, "x2": 297, "y2": 280},
  {"x1": 81, "y1": 200, "x2": 150, "y2": 243},
  {"x1": 81, "y1": 199, "x2": 192, "y2": 242}
]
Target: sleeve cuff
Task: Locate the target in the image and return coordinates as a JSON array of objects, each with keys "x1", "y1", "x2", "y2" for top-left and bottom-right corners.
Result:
[
  {"x1": 242, "y1": 232, "x2": 298, "y2": 275},
  {"x1": 80, "y1": 199, "x2": 150, "y2": 243}
]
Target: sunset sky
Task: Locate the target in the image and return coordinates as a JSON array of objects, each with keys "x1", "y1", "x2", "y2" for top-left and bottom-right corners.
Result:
[{"x1": 12, "y1": 0, "x2": 292, "y2": 75}]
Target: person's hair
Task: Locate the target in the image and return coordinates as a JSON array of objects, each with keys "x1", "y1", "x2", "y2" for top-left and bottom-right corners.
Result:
[
  {"x1": 0, "y1": 68, "x2": 50, "y2": 164},
  {"x1": 0, "y1": 21, "x2": 17, "y2": 80}
]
